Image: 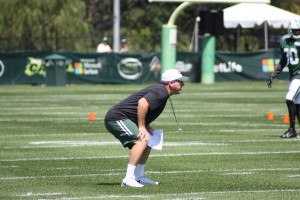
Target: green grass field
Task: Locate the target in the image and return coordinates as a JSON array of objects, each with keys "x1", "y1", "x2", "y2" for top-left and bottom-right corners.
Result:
[{"x1": 1, "y1": 82, "x2": 300, "y2": 200}]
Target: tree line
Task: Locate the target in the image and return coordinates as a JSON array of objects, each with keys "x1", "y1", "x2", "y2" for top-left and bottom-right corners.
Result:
[{"x1": 0, "y1": 0, "x2": 299, "y2": 53}]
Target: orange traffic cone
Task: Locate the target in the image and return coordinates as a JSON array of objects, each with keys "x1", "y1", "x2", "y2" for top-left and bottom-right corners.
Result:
[
  {"x1": 88, "y1": 112, "x2": 96, "y2": 121},
  {"x1": 283, "y1": 114, "x2": 289, "y2": 124},
  {"x1": 267, "y1": 111, "x2": 274, "y2": 121}
]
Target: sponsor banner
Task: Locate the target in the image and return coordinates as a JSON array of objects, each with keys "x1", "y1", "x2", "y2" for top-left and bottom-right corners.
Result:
[
  {"x1": 65, "y1": 52, "x2": 161, "y2": 84},
  {"x1": 176, "y1": 52, "x2": 201, "y2": 82},
  {"x1": 0, "y1": 49, "x2": 289, "y2": 85},
  {"x1": 0, "y1": 51, "x2": 50, "y2": 84},
  {"x1": 215, "y1": 49, "x2": 289, "y2": 81},
  {"x1": 0, "y1": 52, "x2": 161, "y2": 85}
]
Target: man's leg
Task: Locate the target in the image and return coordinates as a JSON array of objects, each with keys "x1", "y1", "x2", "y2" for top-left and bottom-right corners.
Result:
[
  {"x1": 126, "y1": 138, "x2": 149, "y2": 179},
  {"x1": 122, "y1": 126, "x2": 150, "y2": 187},
  {"x1": 282, "y1": 80, "x2": 300, "y2": 138},
  {"x1": 294, "y1": 90, "x2": 300, "y2": 125},
  {"x1": 285, "y1": 99, "x2": 296, "y2": 131},
  {"x1": 294, "y1": 91, "x2": 300, "y2": 138},
  {"x1": 296, "y1": 104, "x2": 300, "y2": 124},
  {"x1": 134, "y1": 146, "x2": 151, "y2": 178},
  {"x1": 104, "y1": 119, "x2": 145, "y2": 187},
  {"x1": 127, "y1": 137, "x2": 158, "y2": 185},
  {"x1": 134, "y1": 146, "x2": 159, "y2": 185}
]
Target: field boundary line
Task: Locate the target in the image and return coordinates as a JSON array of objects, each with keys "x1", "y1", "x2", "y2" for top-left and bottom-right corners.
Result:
[
  {"x1": 2, "y1": 168, "x2": 300, "y2": 180},
  {"x1": 1, "y1": 150, "x2": 300, "y2": 162},
  {"x1": 20, "y1": 189, "x2": 300, "y2": 199}
]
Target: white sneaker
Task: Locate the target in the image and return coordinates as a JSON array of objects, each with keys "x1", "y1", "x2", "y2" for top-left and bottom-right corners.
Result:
[
  {"x1": 121, "y1": 177, "x2": 144, "y2": 187},
  {"x1": 136, "y1": 176, "x2": 159, "y2": 185}
]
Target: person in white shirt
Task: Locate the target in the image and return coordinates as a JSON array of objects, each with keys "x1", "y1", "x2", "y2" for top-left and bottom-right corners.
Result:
[{"x1": 97, "y1": 37, "x2": 112, "y2": 53}]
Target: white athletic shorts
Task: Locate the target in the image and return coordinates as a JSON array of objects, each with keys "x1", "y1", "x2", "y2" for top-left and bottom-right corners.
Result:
[{"x1": 286, "y1": 79, "x2": 300, "y2": 104}]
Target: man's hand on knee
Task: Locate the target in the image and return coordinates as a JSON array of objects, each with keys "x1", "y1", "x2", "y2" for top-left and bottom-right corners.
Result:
[{"x1": 138, "y1": 128, "x2": 150, "y2": 142}]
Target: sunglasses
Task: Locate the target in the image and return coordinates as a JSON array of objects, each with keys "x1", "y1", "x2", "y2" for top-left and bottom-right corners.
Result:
[{"x1": 171, "y1": 80, "x2": 184, "y2": 85}]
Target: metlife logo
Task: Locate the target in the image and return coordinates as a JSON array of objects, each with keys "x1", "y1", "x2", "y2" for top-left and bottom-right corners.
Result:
[
  {"x1": 0, "y1": 60, "x2": 4, "y2": 77},
  {"x1": 214, "y1": 61, "x2": 243, "y2": 73}
]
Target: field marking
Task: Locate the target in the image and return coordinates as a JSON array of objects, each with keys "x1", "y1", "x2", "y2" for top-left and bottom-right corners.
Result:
[
  {"x1": 2, "y1": 168, "x2": 300, "y2": 181},
  {"x1": 0, "y1": 129, "x2": 289, "y2": 138},
  {"x1": 28, "y1": 141, "x2": 227, "y2": 146},
  {"x1": 287, "y1": 174, "x2": 300, "y2": 178},
  {"x1": 0, "y1": 165, "x2": 18, "y2": 168},
  {"x1": 0, "y1": 118, "x2": 288, "y2": 127},
  {"x1": 1, "y1": 141, "x2": 228, "y2": 149},
  {"x1": 148, "y1": 168, "x2": 300, "y2": 175},
  {"x1": 222, "y1": 172, "x2": 254, "y2": 175},
  {"x1": 0, "y1": 173, "x2": 120, "y2": 180},
  {"x1": 24, "y1": 189, "x2": 300, "y2": 200},
  {"x1": 0, "y1": 133, "x2": 104, "y2": 138},
  {"x1": 2, "y1": 112, "x2": 263, "y2": 117},
  {"x1": 2, "y1": 137, "x2": 298, "y2": 150},
  {"x1": 18, "y1": 192, "x2": 66, "y2": 197},
  {"x1": 0, "y1": 118, "x2": 100, "y2": 122},
  {"x1": 1, "y1": 150, "x2": 300, "y2": 162},
  {"x1": 30, "y1": 141, "x2": 119, "y2": 146},
  {"x1": 168, "y1": 198, "x2": 206, "y2": 200},
  {"x1": 220, "y1": 129, "x2": 288, "y2": 132},
  {"x1": 49, "y1": 167, "x2": 80, "y2": 170}
]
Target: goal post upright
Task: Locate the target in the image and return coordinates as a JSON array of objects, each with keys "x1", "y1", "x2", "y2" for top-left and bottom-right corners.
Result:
[{"x1": 149, "y1": 0, "x2": 270, "y2": 83}]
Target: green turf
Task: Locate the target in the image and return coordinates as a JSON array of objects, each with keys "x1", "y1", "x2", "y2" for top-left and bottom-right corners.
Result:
[{"x1": 0, "y1": 82, "x2": 300, "y2": 200}]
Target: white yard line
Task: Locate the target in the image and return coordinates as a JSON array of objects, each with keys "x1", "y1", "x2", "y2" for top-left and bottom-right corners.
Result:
[
  {"x1": 222, "y1": 172, "x2": 254, "y2": 175},
  {"x1": 2, "y1": 138, "x2": 298, "y2": 150},
  {"x1": 0, "y1": 165, "x2": 18, "y2": 168},
  {"x1": 2, "y1": 168, "x2": 300, "y2": 181},
  {"x1": 148, "y1": 168, "x2": 300, "y2": 174},
  {"x1": 27, "y1": 189, "x2": 300, "y2": 200},
  {"x1": 0, "y1": 129, "x2": 289, "y2": 138},
  {"x1": 287, "y1": 174, "x2": 300, "y2": 178},
  {"x1": 18, "y1": 192, "x2": 66, "y2": 197},
  {"x1": 0, "y1": 133, "x2": 104, "y2": 138},
  {"x1": 30, "y1": 141, "x2": 119, "y2": 145},
  {"x1": 0, "y1": 173, "x2": 120, "y2": 180},
  {"x1": 1, "y1": 141, "x2": 228, "y2": 149},
  {"x1": 1, "y1": 151, "x2": 300, "y2": 162}
]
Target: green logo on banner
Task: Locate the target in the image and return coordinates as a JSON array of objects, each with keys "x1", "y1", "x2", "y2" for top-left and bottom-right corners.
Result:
[
  {"x1": 118, "y1": 58, "x2": 143, "y2": 80},
  {"x1": 24, "y1": 57, "x2": 44, "y2": 76}
]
